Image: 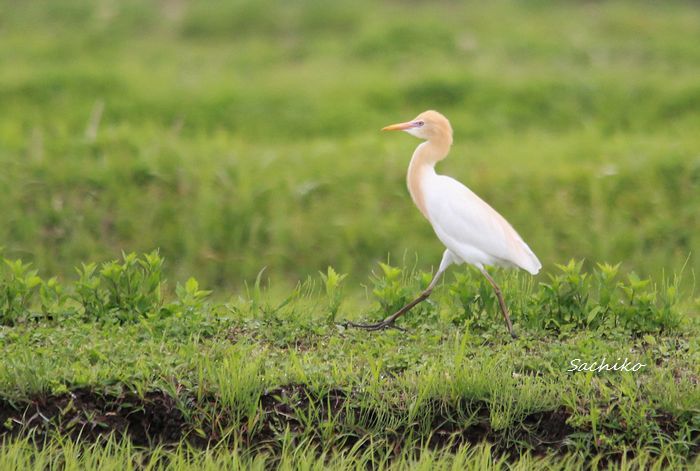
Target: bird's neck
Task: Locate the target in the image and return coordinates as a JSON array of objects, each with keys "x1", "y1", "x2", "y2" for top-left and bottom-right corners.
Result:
[{"x1": 407, "y1": 139, "x2": 451, "y2": 219}]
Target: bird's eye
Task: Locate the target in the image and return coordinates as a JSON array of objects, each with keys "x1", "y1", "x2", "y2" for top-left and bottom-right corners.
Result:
[{"x1": 416, "y1": 121, "x2": 425, "y2": 126}]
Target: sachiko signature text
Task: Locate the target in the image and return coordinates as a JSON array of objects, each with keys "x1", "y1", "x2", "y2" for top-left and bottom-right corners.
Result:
[{"x1": 568, "y1": 357, "x2": 647, "y2": 373}]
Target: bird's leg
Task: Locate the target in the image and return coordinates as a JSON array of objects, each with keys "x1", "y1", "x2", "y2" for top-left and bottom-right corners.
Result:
[
  {"x1": 346, "y1": 285, "x2": 436, "y2": 331},
  {"x1": 346, "y1": 251, "x2": 454, "y2": 331},
  {"x1": 479, "y1": 268, "x2": 517, "y2": 339},
  {"x1": 347, "y1": 288, "x2": 434, "y2": 331}
]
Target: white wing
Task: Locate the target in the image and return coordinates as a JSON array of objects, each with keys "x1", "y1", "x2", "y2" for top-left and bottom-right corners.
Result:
[{"x1": 424, "y1": 175, "x2": 541, "y2": 274}]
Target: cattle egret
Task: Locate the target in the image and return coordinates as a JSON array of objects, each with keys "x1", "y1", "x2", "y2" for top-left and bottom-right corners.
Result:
[{"x1": 351, "y1": 110, "x2": 541, "y2": 337}]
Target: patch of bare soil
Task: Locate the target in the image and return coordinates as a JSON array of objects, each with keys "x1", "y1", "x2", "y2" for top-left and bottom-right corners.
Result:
[{"x1": 0, "y1": 388, "x2": 185, "y2": 446}]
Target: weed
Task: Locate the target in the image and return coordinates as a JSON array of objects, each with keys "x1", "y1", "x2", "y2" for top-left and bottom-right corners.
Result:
[
  {"x1": 526, "y1": 261, "x2": 682, "y2": 335},
  {"x1": 319, "y1": 266, "x2": 347, "y2": 323},
  {"x1": 74, "y1": 251, "x2": 165, "y2": 323}
]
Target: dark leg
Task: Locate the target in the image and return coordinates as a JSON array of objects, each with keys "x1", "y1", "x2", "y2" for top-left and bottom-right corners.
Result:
[
  {"x1": 346, "y1": 250, "x2": 454, "y2": 331},
  {"x1": 346, "y1": 287, "x2": 434, "y2": 331},
  {"x1": 479, "y1": 268, "x2": 517, "y2": 338}
]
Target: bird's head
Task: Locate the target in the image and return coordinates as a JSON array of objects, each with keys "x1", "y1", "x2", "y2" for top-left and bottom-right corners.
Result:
[{"x1": 382, "y1": 110, "x2": 453, "y2": 146}]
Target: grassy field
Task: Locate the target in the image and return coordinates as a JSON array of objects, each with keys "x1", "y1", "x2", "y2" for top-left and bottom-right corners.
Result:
[{"x1": 1, "y1": 0, "x2": 699, "y2": 469}]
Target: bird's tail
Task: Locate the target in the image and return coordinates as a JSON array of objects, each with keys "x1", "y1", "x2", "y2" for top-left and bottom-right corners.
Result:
[{"x1": 518, "y1": 242, "x2": 542, "y2": 275}]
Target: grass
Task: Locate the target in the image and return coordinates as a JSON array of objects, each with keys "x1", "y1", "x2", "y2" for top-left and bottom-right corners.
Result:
[
  {"x1": 1, "y1": 0, "x2": 699, "y2": 289},
  {"x1": 0, "y1": 253, "x2": 698, "y2": 468},
  {"x1": 1, "y1": 0, "x2": 700, "y2": 468},
  {"x1": 0, "y1": 436, "x2": 691, "y2": 470}
]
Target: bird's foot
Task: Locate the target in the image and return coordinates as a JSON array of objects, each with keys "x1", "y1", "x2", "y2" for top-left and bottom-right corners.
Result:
[{"x1": 342, "y1": 319, "x2": 406, "y2": 332}]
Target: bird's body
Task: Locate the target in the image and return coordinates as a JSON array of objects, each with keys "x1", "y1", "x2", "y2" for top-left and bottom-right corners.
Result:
[
  {"x1": 349, "y1": 110, "x2": 540, "y2": 337},
  {"x1": 408, "y1": 142, "x2": 541, "y2": 275}
]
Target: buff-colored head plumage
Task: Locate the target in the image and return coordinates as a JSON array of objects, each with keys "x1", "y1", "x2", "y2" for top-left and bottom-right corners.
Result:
[
  {"x1": 413, "y1": 110, "x2": 453, "y2": 145},
  {"x1": 382, "y1": 110, "x2": 453, "y2": 147}
]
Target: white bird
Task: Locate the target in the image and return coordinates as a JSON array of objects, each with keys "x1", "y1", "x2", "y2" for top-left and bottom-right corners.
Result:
[{"x1": 351, "y1": 110, "x2": 541, "y2": 337}]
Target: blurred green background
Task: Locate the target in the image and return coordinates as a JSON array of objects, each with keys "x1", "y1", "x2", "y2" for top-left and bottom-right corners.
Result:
[{"x1": 1, "y1": 0, "x2": 699, "y2": 290}]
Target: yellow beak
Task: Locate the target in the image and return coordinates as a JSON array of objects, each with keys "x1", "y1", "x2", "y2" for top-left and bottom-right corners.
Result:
[{"x1": 381, "y1": 121, "x2": 416, "y2": 131}]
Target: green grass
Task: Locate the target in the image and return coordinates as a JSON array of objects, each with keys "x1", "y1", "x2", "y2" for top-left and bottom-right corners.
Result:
[
  {"x1": 1, "y1": 0, "x2": 699, "y2": 289},
  {"x1": 1, "y1": 0, "x2": 700, "y2": 468},
  {"x1": 0, "y1": 253, "x2": 698, "y2": 467},
  {"x1": 0, "y1": 436, "x2": 693, "y2": 470}
]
